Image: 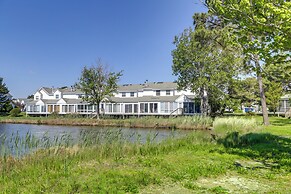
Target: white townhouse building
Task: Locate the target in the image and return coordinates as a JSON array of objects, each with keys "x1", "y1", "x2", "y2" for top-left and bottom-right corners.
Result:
[{"x1": 26, "y1": 82, "x2": 201, "y2": 116}]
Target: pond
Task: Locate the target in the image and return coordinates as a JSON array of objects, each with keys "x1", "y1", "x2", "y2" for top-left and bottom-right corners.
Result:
[{"x1": 0, "y1": 123, "x2": 189, "y2": 156}]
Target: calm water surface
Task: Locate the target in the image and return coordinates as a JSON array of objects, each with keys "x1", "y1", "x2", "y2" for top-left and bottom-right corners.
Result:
[{"x1": 0, "y1": 123, "x2": 189, "y2": 156}]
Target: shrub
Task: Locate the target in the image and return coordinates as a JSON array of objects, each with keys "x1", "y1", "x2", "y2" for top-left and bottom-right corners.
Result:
[
  {"x1": 49, "y1": 111, "x2": 59, "y2": 118},
  {"x1": 9, "y1": 108, "x2": 21, "y2": 117}
]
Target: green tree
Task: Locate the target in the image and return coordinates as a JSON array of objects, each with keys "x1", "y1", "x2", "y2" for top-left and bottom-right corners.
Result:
[
  {"x1": 265, "y1": 81, "x2": 283, "y2": 115},
  {"x1": 78, "y1": 60, "x2": 122, "y2": 119},
  {"x1": 172, "y1": 13, "x2": 242, "y2": 115},
  {"x1": 0, "y1": 77, "x2": 10, "y2": 113},
  {"x1": 228, "y1": 77, "x2": 260, "y2": 111},
  {"x1": 27, "y1": 94, "x2": 34, "y2": 99},
  {"x1": 9, "y1": 107, "x2": 21, "y2": 117},
  {"x1": 206, "y1": 0, "x2": 291, "y2": 125}
]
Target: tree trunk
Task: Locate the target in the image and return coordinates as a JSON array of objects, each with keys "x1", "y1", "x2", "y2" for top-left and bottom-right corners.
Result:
[
  {"x1": 254, "y1": 57, "x2": 269, "y2": 125},
  {"x1": 96, "y1": 102, "x2": 100, "y2": 120},
  {"x1": 200, "y1": 87, "x2": 209, "y2": 116}
]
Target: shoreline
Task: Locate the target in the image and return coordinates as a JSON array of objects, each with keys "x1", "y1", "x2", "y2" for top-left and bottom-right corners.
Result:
[{"x1": 0, "y1": 116, "x2": 212, "y2": 130}]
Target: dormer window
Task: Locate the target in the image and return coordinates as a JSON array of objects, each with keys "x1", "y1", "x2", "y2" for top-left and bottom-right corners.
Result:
[
  {"x1": 166, "y1": 90, "x2": 171, "y2": 95},
  {"x1": 130, "y1": 92, "x2": 134, "y2": 97},
  {"x1": 122, "y1": 92, "x2": 126, "y2": 97},
  {"x1": 55, "y1": 94, "x2": 59, "y2": 99},
  {"x1": 35, "y1": 96, "x2": 39, "y2": 100}
]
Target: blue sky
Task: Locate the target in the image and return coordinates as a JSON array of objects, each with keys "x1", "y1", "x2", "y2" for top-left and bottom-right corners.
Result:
[{"x1": 0, "y1": 0, "x2": 206, "y2": 98}]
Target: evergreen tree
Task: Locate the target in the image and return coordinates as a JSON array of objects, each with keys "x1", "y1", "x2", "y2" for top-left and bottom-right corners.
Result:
[{"x1": 0, "y1": 77, "x2": 10, "y2": 113}]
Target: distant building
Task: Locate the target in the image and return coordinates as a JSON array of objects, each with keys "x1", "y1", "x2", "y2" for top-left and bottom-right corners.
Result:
[
  {"x1": 26, "y1": 82, "x2": 200, "y2": 116},
  {"x1": 13, "y1": 98, "x2": 29, "y2": 111},
  {"x1": 278, "y1": 94, "x2": 291, "y2": 113}
]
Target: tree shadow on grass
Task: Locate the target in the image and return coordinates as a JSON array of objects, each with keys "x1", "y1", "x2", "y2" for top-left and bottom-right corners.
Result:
[{"x1": 217, "y1": 132, "x2": 291, "y2": 170}]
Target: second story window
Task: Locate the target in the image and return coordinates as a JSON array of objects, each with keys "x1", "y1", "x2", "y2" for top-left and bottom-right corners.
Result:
[
  {"x1": 35, "y1": 96, "x2": 39, "y2": 100},
  {"x1": 130, "y1": 92, "x2": 134, "y2": 97},
  {"x1": 55, "y1": 94, "x2": 59, "y2": 99},
  {"x1": 166, "y1": 90, "x2": 171, "y2": 95},
  {"x1": 122, "y1": 92, "x2": 126, "y2": 97},
  {"x1": 156, "y1": 90, "x2": 160, "y2": 96}
]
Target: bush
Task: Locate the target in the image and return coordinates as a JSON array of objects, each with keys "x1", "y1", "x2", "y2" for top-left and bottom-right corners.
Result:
[{"x1": 9, "y1": 107, "x2": 21, "y2": 117}]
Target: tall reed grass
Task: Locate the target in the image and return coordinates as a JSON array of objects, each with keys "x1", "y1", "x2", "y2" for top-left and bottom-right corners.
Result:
[
  {"x1": 213, "y1": 117, "x2": 260, "y2": 137},
  {"x1": 0, "y1": 115, "x2": 213, "y2": 130}
]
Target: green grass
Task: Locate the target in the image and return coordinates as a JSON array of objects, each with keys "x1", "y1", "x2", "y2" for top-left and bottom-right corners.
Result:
[{"x1": 0, "y1": 116, "x2": 290, "y2": 193}]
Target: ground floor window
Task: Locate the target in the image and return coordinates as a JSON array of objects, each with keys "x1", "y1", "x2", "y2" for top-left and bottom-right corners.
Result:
[
  {"x1": 183, "y1": 101, "x2": 201, "y2": 113},
  {"x1": 160, "y1": 102, "x2": 177, "y2": 113},
  {"x1": 88, "y1": 105, "x2": 93, "y2": 112},
  {"x1": 105, "y1": 104, "x2": 112, "y2": 113},
  {"x1": 125, "y1": 104, "x2": 133, "y2": 113},
  {"x1": 27, "y1": 105, "x2": 40, "y2": 112},
  {"x1": 112, "y1": 104, "x2": 121, "y2": 113},
  {"x1": 41, "y1": 105, "x2": 46, "y2": 112},
  {"x1": 183, "y1": 102, "x2": 194, "y2": 113},
  {"x1": 279, "y1": 100, "x2": 290, "y2": 112},
  {"x1": 134, "y1": 104, "x2": 138, "y2": 113},
  {"x1": 68, "y1": 105, "x2": 74, "y2": 113},
  {"x1": 62, "y1": 105, "x2": 68, "y2": 112},
  {"x1": 78, "y1": 105, "x2": 89, "y2": 112},
  {"x1": 149, "y1": 103, "x2": 158, "y2": 113},
  {"x1": 139, "y1": 103, "x2": 157, "y2": 113}
]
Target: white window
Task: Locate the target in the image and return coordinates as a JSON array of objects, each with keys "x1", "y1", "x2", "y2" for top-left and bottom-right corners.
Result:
[
  {"x1": 35, "y1": 96, "x2": 39, "y2": 100},
  {"x1": 55, "y1": 94, "x2": 59, "y2": 99},
  {"x1": 122, "y1": 92, "x2": 126, "y2": 97},
  {"x1": 130, "y1": 92, "x2": 134, "y2": 97},
  {"x1": 166, "y1": 90, "x2": 171, "y2": 95}
]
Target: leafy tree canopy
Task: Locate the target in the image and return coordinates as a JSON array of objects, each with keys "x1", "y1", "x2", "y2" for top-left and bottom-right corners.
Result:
[
  {"x1": 205, "y1": 0, "x2": 291, "y2": 125},
  {"x1": 78, "y1": 59, "x2": 122, "y2": 119},
  {"x1": 172, "y1": 13, "x2": 243, "y2": 115}
]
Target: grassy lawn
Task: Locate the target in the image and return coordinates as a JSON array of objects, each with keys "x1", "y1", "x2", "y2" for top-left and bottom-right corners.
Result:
[{"x1": 0, "y1": 116, "x2": 290, "y2": 193}]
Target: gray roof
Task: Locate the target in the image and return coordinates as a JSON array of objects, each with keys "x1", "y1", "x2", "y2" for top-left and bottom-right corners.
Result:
[
  {"x1": 59, "y1": 88, "x2": 83, "y2": 95},
  {"x1": 27, "y1": 98, "x2": 85, "y2": 105},
  {"x1": 40, "y1": 87, "x2": 82, "y2": 95},
  {"x1": 62, "y1": 98, "x2": 83, "y2": 104},
  {"x1": 26, "y1": 99, "x2": 38, "y2": 105},
  {"x1": 39, "y1": 82, "x2": 178, "y2": 95},
  {"x1": 109, "y1": 95, "x2": 180, "y2": 103},
  {"x1": 118, "y1": 82, "x2": 177, "y2": 92},
  {"x1": 41, "y1": 99, "x2": 59, "y2": 104}
]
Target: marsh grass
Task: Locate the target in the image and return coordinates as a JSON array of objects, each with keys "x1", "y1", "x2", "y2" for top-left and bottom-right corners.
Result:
[
  {"x1": 0, "y1": 115, "x2": 212, "y2": 130},
  {"x1": 213, "y1": 117, "x2": 260, "y2": 137}
]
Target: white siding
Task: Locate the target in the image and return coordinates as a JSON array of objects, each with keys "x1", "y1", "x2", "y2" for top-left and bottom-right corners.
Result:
[
  {"x1": 63, "y1": 94, "x2": 79, "y2": 99},
  {"x1": 54, "y1": 90, "x2": 62, "y2": 99},
  {"x1": 175, "y1": 89, "x2": 194, "y2": 96},
  {"x1": 143, "y1": 90, "x2": 154, "y2": 96},
  {"x1": 40, "y1": 90, "x2": 54, "y2": 99},
  {"x1": 34, "y1": 91, "x2": 42, "y2": 100}
]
